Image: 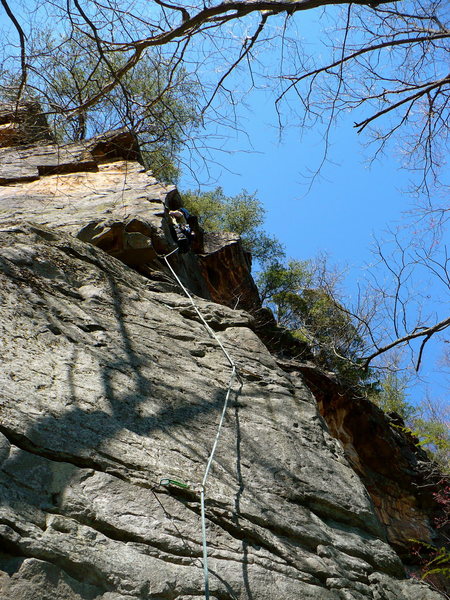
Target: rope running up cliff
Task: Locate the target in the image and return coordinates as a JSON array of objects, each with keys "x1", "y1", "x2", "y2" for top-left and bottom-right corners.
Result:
[{"x1": 162, "y1": 247, "x2": 242, "y2": 600}]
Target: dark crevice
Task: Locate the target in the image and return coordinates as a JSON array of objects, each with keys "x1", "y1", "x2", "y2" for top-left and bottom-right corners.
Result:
[
  {"x1": 0, "y1": 423, "x2": 136, "y2": 486},
  {"x1": 37, "y1": 161, "x2": 98, "y2": 177},
  {"x1": 0, "y1": 551, "x2": 26, "y2": 576},
  {"x1": 0, "y1": 534, "x2": 108, "y2": 594}
]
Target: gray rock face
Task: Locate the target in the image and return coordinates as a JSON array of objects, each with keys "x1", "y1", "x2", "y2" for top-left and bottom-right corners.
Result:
[
  {"x1": 0, "y1": 223, "x2": 444, "y2": 599},
  {"x1": 198, "y1": 232, "x2": 261, "y2": 314},
  {"x1": 0, "y1": 129, "x2": 213, "y2": 300}
]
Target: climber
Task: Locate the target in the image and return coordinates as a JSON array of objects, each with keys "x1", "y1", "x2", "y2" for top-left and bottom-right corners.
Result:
[{"x1": 169, "y1": 207, "x2": 195, "y2": 253}]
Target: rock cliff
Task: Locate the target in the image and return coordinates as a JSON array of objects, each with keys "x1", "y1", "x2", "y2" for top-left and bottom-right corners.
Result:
[{"x1": 0, "y1": 107, "x2": 446, "y2": 599}]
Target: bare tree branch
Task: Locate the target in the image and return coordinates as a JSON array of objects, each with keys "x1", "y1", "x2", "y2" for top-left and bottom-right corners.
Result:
[
  {"x1": 46, "y1": 0, "x2": 402, "y2": 117},
  {"x1": 201, "y1": 11, "x2": 270, "y2": 115},
  {"x1": 363, "y1": 316, "x2": 450, "y2": 370},
  {"x1": 354, "y1": 73, "x2": 450, "y2": 133},
  {"x1": 0, "y1": 0, "x2": 27, "y2": 101},
  {"x1": 1, "y1": 0, "x2": 448, "y2": 192}
]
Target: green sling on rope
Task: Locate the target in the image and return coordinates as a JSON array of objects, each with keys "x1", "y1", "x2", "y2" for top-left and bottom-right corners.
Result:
[{"x1": 160, "y1": 478, "x2": 190, "y2": 489}]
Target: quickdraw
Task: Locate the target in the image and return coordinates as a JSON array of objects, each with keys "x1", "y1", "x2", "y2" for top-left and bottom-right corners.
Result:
[{"x1": 160, "y1": 478, "x2": 190, "y2": 489}]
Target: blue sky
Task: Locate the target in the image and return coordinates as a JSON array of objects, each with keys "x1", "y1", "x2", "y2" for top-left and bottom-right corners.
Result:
[
  {"x1": 181, "y1": 102, "x2": 412, "y2": 270},
  {"x1": 178, "y1": 6, "x2": 445, "y2": 277}
]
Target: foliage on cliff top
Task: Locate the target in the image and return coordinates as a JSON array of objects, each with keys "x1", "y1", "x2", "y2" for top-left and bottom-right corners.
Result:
[{"x1": 182, "y1": 187, "x2": 284, "y2": 264}]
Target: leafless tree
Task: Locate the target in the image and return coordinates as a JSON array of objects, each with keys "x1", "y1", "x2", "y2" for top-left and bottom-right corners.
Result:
[
  {"x1": 1, "y1": 0, "x2": 448, "y2": 183},
  {"x1": 352, "y1": 226, "x2": 449, "y2": 372}
]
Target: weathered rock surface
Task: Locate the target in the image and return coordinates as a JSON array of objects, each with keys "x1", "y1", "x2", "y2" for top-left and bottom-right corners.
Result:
[
  {"x1": 0, "y1": 101, "x2": 54, "y2": 148},
  {"x1": 291, "y1": 361, "x2": 447, "y2": 563},
  {"x1": 0, "y1": 111, "x2": 446, "y2": 599},
  {"x1": 198, "y1": 232, "x2": 261, "y2": 313},
  {"x1": 0, "y1": 224, "x2": 444, "y2": 599},
  {"x1": 0, "y1": 128, "x2": 259, "y2": 306},
  {"x1": 0, "y1": 128, "x2": 214, "y2": 300}
]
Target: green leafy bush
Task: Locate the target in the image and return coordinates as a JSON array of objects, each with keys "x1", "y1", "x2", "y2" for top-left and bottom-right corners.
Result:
[{"x1": 182, "y1": 187, "x2": 284, "y2": 264}]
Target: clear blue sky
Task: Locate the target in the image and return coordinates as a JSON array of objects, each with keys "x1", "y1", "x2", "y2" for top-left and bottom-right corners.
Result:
[{"x1": 182, "y1": 100, "x2": 412, "y2": 271}]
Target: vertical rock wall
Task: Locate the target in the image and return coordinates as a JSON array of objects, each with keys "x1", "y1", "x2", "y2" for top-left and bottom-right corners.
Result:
[{"x1": 0, "y1": 111, "x2": 446, "y2": 599}]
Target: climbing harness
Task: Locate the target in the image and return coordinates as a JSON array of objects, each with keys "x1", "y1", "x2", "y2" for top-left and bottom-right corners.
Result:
[{"x1": 161, "y1": 247, "x2": 241, "y2": 600}]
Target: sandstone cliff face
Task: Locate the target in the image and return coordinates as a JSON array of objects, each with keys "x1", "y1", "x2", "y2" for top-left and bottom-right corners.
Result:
[
  {"x1": 0, "y1": 116, "x2": 445, "y2": 599},
  {"x1": 295, "y1": 366, "x2": 446, "y2": 560}
]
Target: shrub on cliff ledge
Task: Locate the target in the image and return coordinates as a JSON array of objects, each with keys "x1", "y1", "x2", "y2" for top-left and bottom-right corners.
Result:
[
  {"x1": 256, "y1": 258, "x2": 372, "y2": 382},
  {"x1": 182, "y1": 187, "x2": 284, "y2": 265}
]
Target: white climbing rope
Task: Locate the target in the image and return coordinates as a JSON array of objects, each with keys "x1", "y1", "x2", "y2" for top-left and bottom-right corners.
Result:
[
  {"x1": 162, "y1": 250, "x2": 235, "y2": 369},
  {"x1": 200, "y1": 365, "x2": 238, "y2": 600},
  {"x1": 162, "y1": 249, "x2": 240, "y2": 600}
]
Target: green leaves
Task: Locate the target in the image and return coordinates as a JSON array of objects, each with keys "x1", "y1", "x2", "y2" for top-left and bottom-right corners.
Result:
[
  {"x1": 257, "y1": 258, "x2": 369, "y2": 380},
  {"x1": 182, "y1": 187, "x2": 285, "y2": 264},
  {"x1": 372, "y1": 370, "x2": 449, "y2": 472},
  {"x1": 409, "y1": 540, "x2": 450, "y2": 581},
  {"x1": 371, "y1": 369, "x2": 416, "y2": 420}
]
